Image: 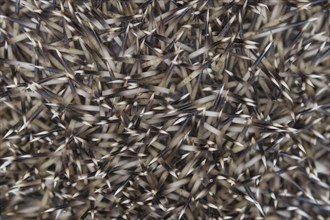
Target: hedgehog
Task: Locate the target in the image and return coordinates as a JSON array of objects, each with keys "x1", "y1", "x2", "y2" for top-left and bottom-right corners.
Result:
[{"x1": 0, "y1": 0, "x2": 329, "y2": 219}]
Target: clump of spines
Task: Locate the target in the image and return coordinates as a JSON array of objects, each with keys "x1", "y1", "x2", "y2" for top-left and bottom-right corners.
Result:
[{"x1": 0, "y1": 0, "x2": 329, "y2": 219}]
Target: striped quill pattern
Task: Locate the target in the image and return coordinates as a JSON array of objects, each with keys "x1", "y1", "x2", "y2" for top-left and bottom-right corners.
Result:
[{"x1": 0, "y1": 0, "x2": 329, "y2": 219}]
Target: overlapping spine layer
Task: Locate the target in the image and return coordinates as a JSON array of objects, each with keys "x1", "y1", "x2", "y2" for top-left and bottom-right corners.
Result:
[{"x1": 0, "y1": 0, "x2": 329, "y2": 219}]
